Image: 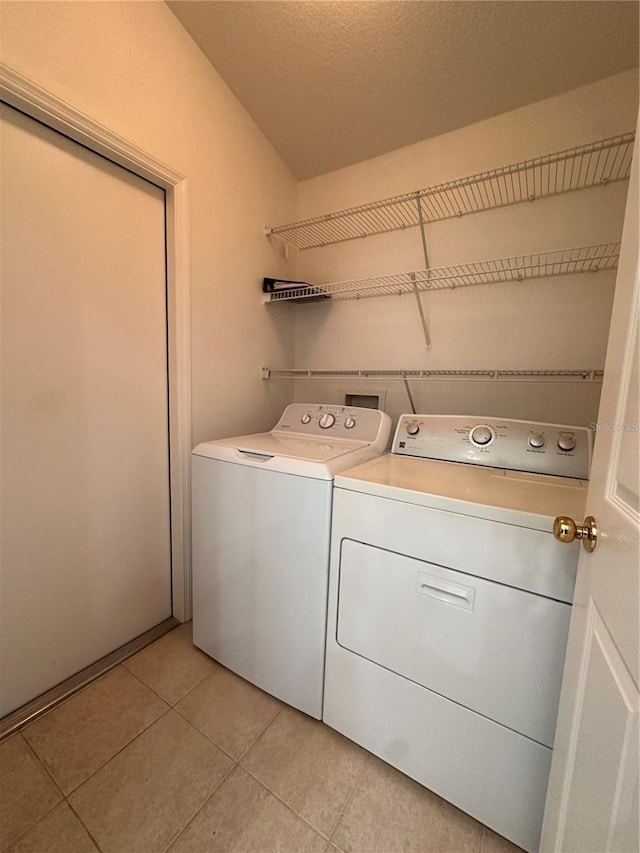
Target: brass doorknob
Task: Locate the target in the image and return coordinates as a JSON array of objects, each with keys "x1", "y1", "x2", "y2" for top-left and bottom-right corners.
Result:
[{"x1": 553, "y1": 515, "x2": 598, "y2": 552}]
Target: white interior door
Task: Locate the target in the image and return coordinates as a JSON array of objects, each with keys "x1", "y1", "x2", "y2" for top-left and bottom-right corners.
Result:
[
  {"x1": 0, "y1": 103, "x2": 172, "y2": 717},
  {"x1": 540, "y1": 128, "x2": 639, "y2": 851}
]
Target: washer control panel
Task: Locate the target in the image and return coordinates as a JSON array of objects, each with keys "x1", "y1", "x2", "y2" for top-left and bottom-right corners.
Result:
[
  {"x1": 275, "y1": 403, "x2": 391, "y2": 444},
  {"x1": 393, "y1": 415, "x2": 592, "y2": 479}
]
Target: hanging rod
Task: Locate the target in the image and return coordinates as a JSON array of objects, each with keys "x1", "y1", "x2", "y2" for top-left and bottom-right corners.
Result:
[
  {"x1": 265, "y1": 132, "x2": 635, "y2": 251},
  {"x1": 263, "y1": 242, "x2": 620, "y2": 304},
  {"x1": 262, "y1": 368, "x2": 605, "y2": 383}
]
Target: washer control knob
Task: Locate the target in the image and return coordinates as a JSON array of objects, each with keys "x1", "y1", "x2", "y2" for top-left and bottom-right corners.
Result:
[
  {"x1": 300, "y1": 413, "x2": 312, "y2": 425},
  {"x1": 406, "y1": 423, "x2": 420, "y2": 436},
  {"x1": 528, "y1": 432, "x2": 546, "y2": 449},
  {"x1": 558, "y1": 433, "x2": 577, "y2": 452},
  {"x1": 470, "y1": 425, "x2": 494, "y2": 446},
  {"x1": 319, "y1": 413, "x2": 335, "y2": 429},
  {"x1": 344, "y1": 416, "x2": 356, "y2": 429}
]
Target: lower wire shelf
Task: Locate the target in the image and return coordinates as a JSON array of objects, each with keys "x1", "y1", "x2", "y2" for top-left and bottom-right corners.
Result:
[{"x1": 262, "y1": 368, "x2": 604, "y2": 383}]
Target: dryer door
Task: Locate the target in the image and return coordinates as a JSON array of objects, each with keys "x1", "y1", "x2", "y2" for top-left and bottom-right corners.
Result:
[{"x1": 336, "y1": 538, "x2": 570, "y2": 747}]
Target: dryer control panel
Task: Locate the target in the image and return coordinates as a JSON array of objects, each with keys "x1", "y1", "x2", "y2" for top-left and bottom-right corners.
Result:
[{"x1": 392, "y1": 415, "x2": 592, "y2": 479}]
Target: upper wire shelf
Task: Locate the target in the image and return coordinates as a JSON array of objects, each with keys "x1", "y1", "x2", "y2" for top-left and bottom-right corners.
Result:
[
  {"x1": 266, "y1": 132, "x2": 635, "y2": 251},
  {"x1": 263, "y1": 242, "x2": 620, "y2": 304}
]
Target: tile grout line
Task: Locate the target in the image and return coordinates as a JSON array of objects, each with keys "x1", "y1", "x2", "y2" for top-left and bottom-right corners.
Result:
[
  {"x1": 71, "y1": 703, "x2": 175, "y2": 796},
  {"x1": 236, "y1": 704, "x2": 284, "y2": 764},
  {"x1": 171, "y1": 702, "x2": 238, "y2": 764},
  {"x1": 326, "y1": 749, "x2": 371, "y2": 847},
  {"x1": 0, "y1": 734, "x2": 66, "y2": 853},
  {"x1": 165, "y1": 660, "x2": 221, "y2": 708},
  {"x1": 64, "y1": 695, "x2": 237, "y2": 853},
  {"x1": 24, "y1": 667, "x2": 173, "y2": 798},
  {"x1": 0, "y1": 809, "x2": 63, "y2": 852},
  {"x1": 20, "y1": 731, "x2": 66, "y2": 799},
  {"x1": 20, "y1": 629, "x2": 230, "y2": 851},
  {"x1": 159, "y1": 759, "x2": 240, "y2": 853},
  {"x1": 0, "y1": 799, "x2": 62, "y2": 853},
  {"x1": 166, "y1": 666, "x2": 220, "y2": 708},
  {"x1": 65, "y1": 798, "x2": 106, "y2": 853},
  {"x1": 170, "y1": 666, "x2": 284, "y2": 764},
  {"x1": 165, "y1": 700, "x2": 292, "y2": 848},
  {"x1": 241, "y1": 764, "x2": 333, "y2": 842},
  {"x1": 120, "y1": 620, "x2": 216, "y2": 708},
  {"x1": 234, "y1": 710, "x2": 371, "y2": 845},
  {"x1": 62, "y1": 701, "x2": 234, "y2": 853},
  {"x1": 63, "y1": 704, "x2": 174, "y2": 799},
  {"x1": 8, "y1": 667, "x2": 173, "y2": 852},
  {"x1": 123, "y1": 649, "x2": 224, "y2": 713},
  {"x1": 122, "y1": 630, "x2": 219, "y2": 709},
  {"x1": 123, "y1": 661, "x2": 181, "y2": 707}
]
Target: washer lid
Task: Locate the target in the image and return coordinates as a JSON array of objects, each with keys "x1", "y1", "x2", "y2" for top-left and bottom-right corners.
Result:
[
  {"x1": 335, "y1": 453, "x2": 588, "y2": 531},
  {"x1": 229, "y1": 432, "x2": 367, "y2": 461},
  {"x1": 192, "y1": 431, "x2": 373, "y2": 479}
]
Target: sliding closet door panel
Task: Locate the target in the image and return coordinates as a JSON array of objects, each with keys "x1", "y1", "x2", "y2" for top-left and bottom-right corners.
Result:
[{"x1": 0, "y1": 104, "x2": 171, "y2": 717}]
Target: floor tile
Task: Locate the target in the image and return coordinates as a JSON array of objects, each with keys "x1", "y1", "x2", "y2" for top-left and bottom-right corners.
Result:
[
  {"x1": 332, "y1": 755, "x2": 483, "y2": 853},
  {"x1": 0, "y1": 734, "x2": 61, "y2": 851},
  {"x1": 481, "y1": 826, "x2": 525, "y2": 853},
  {"x1": 24, "y1": 666, "x2": 168, "y2": 794},
  {"x1": 168, "y1": 766, "x2": 326, "y2": 853},
  {"x1": 124, "y1": 622, "x2": 216, "y2": 705},
  {"x1": 69, "y1": 710, "x2": 233, "y2": 853},
  {"x1": 4, "y1": 802, "x2": 98, "y2": 853},
  {"x1": 242, "y1": 707, "x2": 367, "y2": 836},
  {"x1": 176, "y1": 664, "x2": 281, "y2": 758}
]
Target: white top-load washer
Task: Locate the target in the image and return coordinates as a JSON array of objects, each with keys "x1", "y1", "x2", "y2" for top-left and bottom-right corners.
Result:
[
  {"x1": 323, "y1": 415, "x2": 591, "y2": 853},
  {"x1": 191, "y1": 403, "x2": 391, "y2": 719}
]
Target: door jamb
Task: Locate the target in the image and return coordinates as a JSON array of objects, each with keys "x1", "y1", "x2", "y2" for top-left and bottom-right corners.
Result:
[{"x1": 0, "y1": 62, "x2": 192, "y2": 621}]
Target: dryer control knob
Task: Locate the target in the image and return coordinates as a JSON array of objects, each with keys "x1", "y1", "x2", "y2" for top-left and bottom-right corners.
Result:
[
  {"x1": 300, "y1": 413, "x2": 312, "y2": 425},
  {"x1": 406, "y1": 424, "x2": 420, "y2": 436},
  {"x1": 558, "y1": 434, "x2": 577, "y2": 452},
  {"x1": 344, "y1": 416, "x2": 356, "y2": 429},
  {"x1": 528, "y1": 432, "x2": 546, "y2": 449},
  {"x1": 319, "y1": 413, "x2": 335, "y2": 429},
  {"x1": 470, "y1": 425, "x2": 494, "y2": 446}
]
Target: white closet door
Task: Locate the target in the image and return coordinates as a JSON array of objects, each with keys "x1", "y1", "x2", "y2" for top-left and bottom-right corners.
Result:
[
  {"x1": 0, "y1": 104, "x2": 172, "y2": 717},
  {"x1": 541, "y1": 128, "x2": 639, "y2": 853}
]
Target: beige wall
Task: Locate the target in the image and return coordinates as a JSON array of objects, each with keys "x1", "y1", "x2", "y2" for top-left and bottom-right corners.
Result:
[
  {"x1": 292, "y1": 71, "x2": 639, "y2": 427},
  {"x1": 1, "y1": 4, "x2": 638, "y2": 433},
  {"x1": 0, "y1": 0, "x2": 297, "y2": 444}
]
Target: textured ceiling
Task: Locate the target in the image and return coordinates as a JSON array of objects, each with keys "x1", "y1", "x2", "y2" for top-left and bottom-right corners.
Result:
[{"x1": 168, "y1": 0, "x2": 639, "y2": 179}]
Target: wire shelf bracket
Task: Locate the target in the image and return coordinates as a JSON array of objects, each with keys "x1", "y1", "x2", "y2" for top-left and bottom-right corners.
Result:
[
  {"x1": 413, "y1": 193, "x2": 432, "y2": 350},
  {"x1": 266, "y1": 132, "x2": 635, "y2": 251}
]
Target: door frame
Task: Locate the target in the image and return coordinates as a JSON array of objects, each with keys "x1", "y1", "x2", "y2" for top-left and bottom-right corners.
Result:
[{"x1": 0, "y1": 62, "x2": 192, "y2": 621}]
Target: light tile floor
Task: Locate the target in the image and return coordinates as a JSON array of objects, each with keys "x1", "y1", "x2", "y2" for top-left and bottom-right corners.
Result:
[{"x1": 1, "y1": 624, "x2": 524, "y2": 853}]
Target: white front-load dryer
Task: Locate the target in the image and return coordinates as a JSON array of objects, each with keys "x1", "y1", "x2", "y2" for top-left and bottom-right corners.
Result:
[
  {"x1": 323, "y1": 414, "x2": 592, "y2": 852},
  {"x1": 191, "y1": 403, "x2": 390, "y2": 718}
]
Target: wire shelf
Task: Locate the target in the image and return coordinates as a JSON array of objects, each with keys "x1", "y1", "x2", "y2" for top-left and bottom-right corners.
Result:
[
  {"x1": 262, "y1": 368, "x2": 604, "y2": 383},
  {"x1": 263, "y1": 242, "x2": 620, "y2": 303},
  {"x1": 266, "y1": 133, "x2": 635, "y2": 250}
]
